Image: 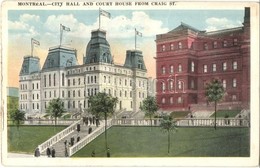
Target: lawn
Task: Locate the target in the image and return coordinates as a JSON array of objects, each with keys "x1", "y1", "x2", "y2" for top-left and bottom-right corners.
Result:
[
  {"x1": 170, "y1": 111, "x2": 190, "y2": 118},
  {"x1": 210, "y1": 110, "x2": 241, "y2": 118},
  {"x1": 8, "y1": 125, "x2": 67, "y2": 154},
  {"x1": 73, "y1": 126, "x2": 250, "y2": 157}
]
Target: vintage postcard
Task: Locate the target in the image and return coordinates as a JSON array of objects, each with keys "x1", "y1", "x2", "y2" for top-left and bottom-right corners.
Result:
[{"x1": 1, "y1": 0, "x2": 259, "y2": 167}]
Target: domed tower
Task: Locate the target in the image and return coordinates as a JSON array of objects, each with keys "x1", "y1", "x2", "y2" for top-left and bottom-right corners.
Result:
[{"x1": 84, "y1": 29, "x2": 113, "y2": 64}]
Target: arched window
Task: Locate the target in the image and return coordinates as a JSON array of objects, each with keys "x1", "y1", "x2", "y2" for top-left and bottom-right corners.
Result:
[
  {"x1": 49, "y1": 74, "x2": 51, "y2": 86},
  {"x1": 178, "y1": 42, "x2": 182, "y2": 49},
  {"x1": 104, "y1": 76, "x2": 106, "y2": 83},
  {"x1": 222, "y1": 79, "x2": 227, "y2": 89},
  {"x1": 177, "y1": 97, "x2": 182, "y2": 103},
  {"x1": 233, "y1": 78, "x2": 237, "y2": 88},
  {"x1": 170, "y1": 43, "x2": 174, "y2": 50},
  {"x1": 161, "y1": 82, "x2": 165, "y2": 92},
  {"x1": 53, "y1": 74, "x2": 56, "y2": 86},
  {"x1": 162, "y1": 66, "x2": 166, "y2": 74},
  {"x1": 94, "y1": 76, "x2": 97, "y2": 83},
  {"x1": 169, "y1": 80, "x2": 173, "y2": 91},
  {"x1": 191, "y1": 61, "x2": 195, "y2": 72},
  {"x1": 170, "y1": 65, "x2": 174, "y2": 74},
  {"x1": 233, "y1": 61, "x2": 237, "y2": 70},
  {"x1": 62, "y1": 73, "x2": 65, "y2": 86},
  {"x1": 178, "y1": 64, "x2": 182, "y2": 72}
]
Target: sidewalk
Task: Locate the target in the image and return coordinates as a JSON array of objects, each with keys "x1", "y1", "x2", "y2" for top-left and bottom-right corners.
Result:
[{"x1": 7, "y1": 153, "x2": 34, "y2": 158}]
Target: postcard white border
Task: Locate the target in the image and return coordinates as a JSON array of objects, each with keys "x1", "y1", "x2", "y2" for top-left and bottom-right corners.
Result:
[{"x1": 1, "y1": 0, "x2": 259, "y2": 167}]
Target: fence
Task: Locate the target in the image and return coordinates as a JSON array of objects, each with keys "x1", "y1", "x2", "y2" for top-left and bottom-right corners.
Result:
[
  {"x1": 38, "y1": 119, "x2": 82, "y2": 153},
  {"x1": 8, "y1": 119, "x2": 78, "y2": 126},
  {"x1": 69, "y1": 120, "x2": 112, "y2": 156},
  {"x1": 111, "y1": 118, "x2": 249, "y2": 127}
]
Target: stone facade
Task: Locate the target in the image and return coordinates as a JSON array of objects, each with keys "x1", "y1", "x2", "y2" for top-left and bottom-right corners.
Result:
[{"x1": 19, "y1": 29, "x2": 148, "y2": 116}]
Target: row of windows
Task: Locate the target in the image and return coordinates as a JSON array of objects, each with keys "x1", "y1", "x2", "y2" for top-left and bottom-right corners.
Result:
[
  {"x1": 161, "y1": 61, "x2": 238, "y2": 75},
  {"x1": 20, "y1": 94, "x2": 27, "y2": 100},
  {"x1": 160, "y1": 38, "x2": 238, "y2": 52},
  {"x1": 20, "y1": 84, "x2": 28, "y2": 90},
  {"x1": 32, "y1": 83, "x2": 39, "y2": 90},
  {"x1": 161, "y1": 97, "x2": 183, "y2": 104},
  {"x1": 160, "y1": 80, "x2": 185, "y2": 92},
  {"x1": 203, "y1": 61, "x2": 238, "y2": 73}
]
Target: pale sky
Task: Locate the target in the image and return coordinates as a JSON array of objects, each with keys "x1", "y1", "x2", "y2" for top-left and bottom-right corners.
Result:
[{"x1": 7, "y1": 9, "x2": 244, "y2": 87}]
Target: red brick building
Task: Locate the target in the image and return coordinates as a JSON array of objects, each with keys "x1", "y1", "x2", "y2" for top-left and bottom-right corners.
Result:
[{"x1": 155, "y1": 8, "x2": 250, "y2": 111}]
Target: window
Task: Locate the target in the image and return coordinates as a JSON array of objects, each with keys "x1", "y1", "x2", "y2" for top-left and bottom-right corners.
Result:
[
  {"x1": 169, "y1": 80, "x2": 173, "y2": 91},
  {"x1": 162, "y1": 98, "x2": 165, "y2": 104},
  {"x1": 109, "y1": 89, "x2": 111, "y2": 95},
  {"x1": 161, "y1": 82, "x2": 165, "y2": 92},
  {"x1": 53, "y1": 74, "x2": 56, "y2": 86},
  {"x1": 162, "y1": 45, "x2": 165, "y2": 51},
  {"x1": 32, "y1": 83, "x2": 34, "y2": 90},
  {"x1": 94, "y1": 76, "x2": 97, "y2": 83},
  {"x1": 95, "y1": 88, "x2": 97, "y2": 95},
  {"x1": 44, "y1": 75, "x2": 46, "y2": 87},
  {"x1": 233, "y1": 38, "x2": 238, "y2": 45},
  {"x1": 49, "y1": 74, "x2": 51, "y2": 86},
  {"x1": 178, "y1": 81, "x2": 182, "y2": 89},
  {"x1": 170, "y1": 65, "x2": 174, "y2": 74},
  {"x1": 125, "y1": 91, "x2": 127, "y2": 97},
  {"x1": 178, "y1": 42, "x2": 182, "y2": 49},
  {"x1": 87, "y1": 76, "x2": 90, "y2": 84},
  {"x1": 68, "y1": 91, "x2": 70, "y2": 98},
  {"x1": 130, "y1": 91, "x2": 132, "y2": 97},
  {"x1": 212, "y1": 63, "x2": 217, "y2": 72},
  {"x1": 204, "y1": 42, "x2": 208, "y2": 50},
  {"x1": 191, "y1": 61, "x2": 195, "y2": 72},
  {"x1": 78, "y1": 78, "x2": 81, "y2": 85},
  {"x1": 223, "y1": 79, "x2": 227, "y2": 89},
  {"x1": 62, "y1": 73, "x2": 65, "y2": 86},
  {"x1": 178, "y1": 64, "x2": 182, "y2": 72},
  {"x1": 233, "y1": 61, "x2": 237, "y2": 70},
  {"x1": 68, "y1": 79, "x2": 70, "y2": 86},
  {"x1": 78, "y1": 90, "x2": 81, "y2": 97},
  {"x1": 170, "y1": 97, "x2": 173, "y2": 104},
  {"x1": 73, "y1": 90, "x2": 75, "y2": 97},
  {"x1": 62, "y1": 90, "x2": 64, "y2": 97},
  {"x1": 49, "y1": 91, "x2": 51, "y2": 98},
  {"x1": 37, "y1": 94, "x2": 39, "y2": 99},
  {"x1": 108, "y1": 76, "x2": 111, "y2": 83},
  {"x1": 213, "y1": 41, "x2": 217, "y2": 48},
  {"x1": 32, "y1": 94, "x2": 34, "y2": 100},
  {"x1": 73, "y1": 101, "x2": 75, "y2": 108},
  {"x1": 233, "y1": 78, "x2": 237, "y2": 88},
  {"x1": 37, "y1": 83, "x2": 39, "y2": 89},
  {"x1": 191, "y1": 79, "x2": 195, "y2": 89},
  {"x1": 203, "y1": 65, "x2": 208, "y2": 73},
  {"x1": 222, "y1": 62, "x2": 227, "y2": 71},
  {"x1": 91, "y1": 76, "x2": 93, "y2": 83},
  {"x1": 44, "y1": 91, "x2": 47, "y2": 98},
  {"x1": 73, "y1": 79, "x2": 75, "y2": 86},
  {"x1": 232, "y1": 95, "x2": 237, "y2": 101},
  {"x1": 170, "y1": 43, "x2": 174, "y2": 50},
  {"x1": 104, "y1": 76, "x2": 106, "y2": 83},
  {"x1": 125, "y1": 79, "x2": 127, "y2": 86},
  {"x1": 177, "y1": 97, "x2": 182, "y2": 103},
  {"x1": 162, "y1": 66, "x2": 166, "y2": 74},
  {"x1": 223, "y1": 40, "x2": 228, "y2": 47},
  {"x1": 54, "y1": 90, "x2": 56, "y2": 97}
]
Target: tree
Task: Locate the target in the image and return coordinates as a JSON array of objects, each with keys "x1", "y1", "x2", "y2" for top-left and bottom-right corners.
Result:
[
  {"x1": 140, "y1": 96, "x2": 158, "y2": 129},
  {"x1": 205, "y1": 79, "x2": 225, "y2": 130},
  {"x1": 88, "y1": 92, "x2": 118, "y2": 150},
  {"x1": 10, "y1": 109, "x2": 25, "y2": 130},
  {"x1": 160, "y1": 114, "x2": 177, "y2": 154},
  {"x1": 46, "y1": 98, "x2": 66, "y2": 127}
]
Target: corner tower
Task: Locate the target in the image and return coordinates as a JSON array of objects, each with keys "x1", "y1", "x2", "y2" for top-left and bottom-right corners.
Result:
[
  {"x1": 84, "y1": 30, "x2": 113, "y2": 64},
  {"x1": 124, "y1": 50, "x2": 146, "y2": 70}
]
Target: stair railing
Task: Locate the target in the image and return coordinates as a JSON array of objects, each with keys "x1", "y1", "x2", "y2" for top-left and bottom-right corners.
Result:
[
  {"x1": 38, "y1": 119, "x2": 82, "y2": 153},
  {"x1": 69, "y1": 119, "x2": 112, "y2": 156}
]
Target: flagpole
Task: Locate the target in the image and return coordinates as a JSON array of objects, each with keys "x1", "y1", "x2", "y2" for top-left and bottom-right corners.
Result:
[
  {"x1": 60, "y1": 24, "x2": 62, "y2": 46},
  {"x1": 135, "y1": 28, "x2": 136, "y2": 50},
  {"x1": 99, "y1": 8, "x2": 101, "y2": 30},
  {"x1": 31, "y1": 38, "x2": 33, "y2": 57}
]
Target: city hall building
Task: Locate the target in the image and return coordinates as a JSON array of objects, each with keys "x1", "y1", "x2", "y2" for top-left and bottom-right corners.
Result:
[
  {"x1": 19, "y1": 29, "x2": 148, "y2": 116},
  {"x1": 155, "y1": 8, "x2": 250, "y2": 111}
]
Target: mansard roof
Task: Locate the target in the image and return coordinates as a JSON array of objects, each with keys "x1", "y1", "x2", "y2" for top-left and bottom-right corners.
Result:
[
  {"x1": 84, "y1": 29, "x2": 113, "y2": 64},
  {"x1": 42, "y1": 46, "x2": 78, "y2": 70},
  {"x1": 124, "y1": 50, "x2": 146, "y2": 71},
  {"x1": 20, "y1": 56, "x2": 41, "y2": 76}
]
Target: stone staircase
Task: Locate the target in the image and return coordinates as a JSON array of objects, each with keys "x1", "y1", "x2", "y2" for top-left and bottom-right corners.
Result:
[
  {"x1": 40, "y1": 120, "x2": 102, "y2": 157},
  {"x1": 192, "y1": 110, "x2": 215, "y2": 118}
]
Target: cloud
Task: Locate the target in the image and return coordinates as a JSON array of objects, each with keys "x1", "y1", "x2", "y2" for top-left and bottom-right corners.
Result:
[
  {"x1": 43, "y1": 11, "x2": 169, "y2": 39},
  {"x1": 205, "y1": 17, "x2": 243, "y2": 32},
  {"x1": 8, "y1": 14, "x2": 40, "y2": 36}
]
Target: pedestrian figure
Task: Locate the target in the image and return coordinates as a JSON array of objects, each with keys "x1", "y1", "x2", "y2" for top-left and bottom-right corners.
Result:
[
  {"x1": 77, "y1": 123, "x2": 81, "y2": 132},
  {"x1": 96, "y1": 118, "x2": 99, "y2": 127},
  {"x1": 77, "y1": 136, "x2": 80, "y2": 142},
  {"x1": 88, "y1": 127, "x2": 92, "y2": 134},
  {"x1": 51, "y1": 147, "x2": 56, "y2": 158},
  {"x1": 239, "y1": 114, "x2": 242, "y2": 126},
  {"x1": 34, "y1": 147, "x2": 40, "y2": 157},
  {"x1": 89, "y1": 117, "x2": 92, "y2": 125},
  {"x1": 86, "y1": 117, "x2": 89, "y2": 126},
  {"x1": 91, "y1": 150, "x2": 95, "y2": 157},
  {"x1": 71, "y1": 136, "x2": 75, "y2": 146},
  {"x1": 107, "y1": 148, "x2": 110, "y2": 157},
  {"x1": 93, "y1": 116, "x2": 95, "y2": 125},
  {"x1": 46, "y1": 147, "x2": 51, "y2": 157},
  {"x1": 65, "y1": 145, "x2": 68, "y2": 157}
]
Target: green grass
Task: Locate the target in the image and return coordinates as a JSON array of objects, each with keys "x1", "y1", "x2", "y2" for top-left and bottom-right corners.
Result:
[
  {"x1": 210, "y1": 110, "x2": 241, "y2": 118},
  {"x1": 73, "y1": 126, "x2": 249, "y2": 157},
  {"x1": 8, "y1": 125, "x2": 67, "y2": 154},
  {"x1": 170, "y1": 111, "x2": 190, "y2": 118}
]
